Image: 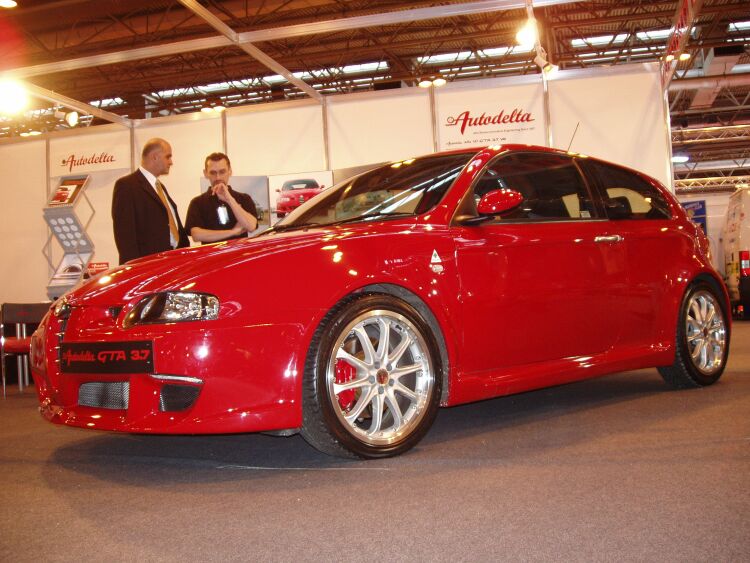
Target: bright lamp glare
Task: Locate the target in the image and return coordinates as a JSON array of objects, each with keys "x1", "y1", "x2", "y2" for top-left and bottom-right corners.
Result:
[
  {"x1": 0, "y1": 80, "x2": 29, "y2": 115},
  {"x1": 0, "y1": 0, "x2": 18, "y2": 7},
  {"x1": 516, "y1": 19, "x2": 538, "y2": 49},
  {"x1": 672, "y1": 155, "x2": 689, "y2": 163}
]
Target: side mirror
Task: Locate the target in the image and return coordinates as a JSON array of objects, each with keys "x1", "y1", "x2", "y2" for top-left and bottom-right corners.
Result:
[{"x1": 477, "y1": 188, "x2": 524, "y2": 215}]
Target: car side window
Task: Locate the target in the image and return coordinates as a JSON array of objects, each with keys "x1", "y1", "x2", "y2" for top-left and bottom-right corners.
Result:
[
  {"x1": 582, "y1": 160, "x2": 671, "y2": 220},
  {"x1": 472, "y1": 152, "x2": 595, "y2": 222}
]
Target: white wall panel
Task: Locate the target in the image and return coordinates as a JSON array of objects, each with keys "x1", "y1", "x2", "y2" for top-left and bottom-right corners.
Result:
[
  {"x1": 134, "y1": 115, "x2": 223, "y2": 224},
  {"x1": 327, "y1": 89, "x2": 433, "y2": 169},
  {"x1": 226, "y1": 101, "x2": 326, "y2": 176},
  {"x1": 548, "y1": 63, "x2": 671, "y2": 187},
  {"x1": 435, "y1": 76, "x2": 546, "y2": 150},
  {"x1": 49, "y1": 128, "x2": 130, "y2": 175},
  {"x1": 0, "y1": 140, "x2": 49, "y2": 303}
]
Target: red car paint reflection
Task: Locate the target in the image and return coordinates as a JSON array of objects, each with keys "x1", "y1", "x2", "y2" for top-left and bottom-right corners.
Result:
[
  {"x1": 275, "y1": 179, "x2": 324, "y2": 217},
  {"x1": 31, "y1": 145, "x2": 731, "y2": 459}
]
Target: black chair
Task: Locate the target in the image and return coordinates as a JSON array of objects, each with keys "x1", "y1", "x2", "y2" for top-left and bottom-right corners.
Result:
[{"x1": 1, "y1": 302, "x2": 51, "y2": 397}]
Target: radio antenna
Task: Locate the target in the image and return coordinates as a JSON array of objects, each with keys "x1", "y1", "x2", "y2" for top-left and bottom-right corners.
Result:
[{"x1": 566, "y1": 122, "x2": 580, "y2": 152}]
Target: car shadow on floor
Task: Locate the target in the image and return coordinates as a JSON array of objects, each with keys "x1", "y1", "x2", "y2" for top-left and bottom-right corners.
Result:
[{"x1": 45, "y1": 365, "x2": 738, "y2": 487}]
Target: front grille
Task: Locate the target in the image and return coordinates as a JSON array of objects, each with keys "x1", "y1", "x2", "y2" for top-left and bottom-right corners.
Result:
[
  {"x1": 78, "y1": 381, "x2": 129, "y2": 409},
  {"x1": 159, "y1": 384, "x2": 200, "y2": 412}
]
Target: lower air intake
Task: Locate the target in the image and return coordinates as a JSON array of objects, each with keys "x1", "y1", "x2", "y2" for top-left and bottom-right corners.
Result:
[
  {"x1": 159, "y1": 384, "x2": 200, "y2": 412},
  {"x1": 78, "y1": 381, "x2": 129, "y2": 409}
]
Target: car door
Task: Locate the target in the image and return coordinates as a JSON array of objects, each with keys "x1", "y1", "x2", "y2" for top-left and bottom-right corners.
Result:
[
  {"x1": 579, "y1": 159, "x2": 680, "y2": 351},
  {"x1": 454, "y1": 151, "x2": 627, "y2": 376}
]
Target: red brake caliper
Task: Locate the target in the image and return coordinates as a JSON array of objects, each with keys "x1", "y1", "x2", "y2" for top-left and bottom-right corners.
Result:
[{"x1": 335, "y1": 359, "x2": 357, "y2": 411}]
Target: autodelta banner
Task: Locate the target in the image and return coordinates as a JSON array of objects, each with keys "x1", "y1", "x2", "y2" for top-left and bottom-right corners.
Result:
[
  {"x1": 49, "y1": 130, "x2": 130, "y2": 174},
  {"x1": 435, "y1": 81, "x2": 546, "y2": 150}
]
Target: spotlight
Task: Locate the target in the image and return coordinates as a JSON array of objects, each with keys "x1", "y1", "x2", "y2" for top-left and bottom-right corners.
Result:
[
  {"x1": 54, "y1": 109, "x2": 80, "y2": 127},
  {"x1": 664, "y1": 54, "x2": 675, "y2": 62},
  {"x1": 0, "y1": 0, "x2": 18, "y2": 8},
  {"x1": 671, "y1": 155, "x2": 689, "y2": 164},
  {"x1": 201, "y1": 106, "x2": 214, "y2": 113},
  {"x1": 533, "y1": 48, "x2": 558, "y2": 75},
  {"x1": 516, "y1": 18, "x2": 538, "y2": 50},
  {"x1": 0, "y1": 79, "x2": 29, "y2": 115},
  {"x1": 678, "y1": 52, "x2": 691, "y2": 61},
  {"x1": 417, "y1": 76, "x2": 446, "y2": 88}
]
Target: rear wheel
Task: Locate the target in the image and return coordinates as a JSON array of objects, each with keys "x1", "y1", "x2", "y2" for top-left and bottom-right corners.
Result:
[
  {"x1": 658, "y1": 282, "x2": 729, "y2": 388},
  {"x1": 301, "y1": 294, "x2": 441, "y2": 458}
]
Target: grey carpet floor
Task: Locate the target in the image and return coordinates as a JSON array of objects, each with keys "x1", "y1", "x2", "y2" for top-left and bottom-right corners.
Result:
[{"x1": 2, "y1": 323, "x2": 748, "y2": 562}]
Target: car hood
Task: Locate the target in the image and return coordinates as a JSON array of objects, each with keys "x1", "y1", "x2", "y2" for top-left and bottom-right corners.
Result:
[
  {"x1": 278, "y1": 188, "x2": 321, "y2": 199},
  {"x1": 64, "y1": 222, "x2": 413, "y2": 306}
]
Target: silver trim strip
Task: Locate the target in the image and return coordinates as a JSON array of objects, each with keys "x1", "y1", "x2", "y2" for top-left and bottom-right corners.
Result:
[{"x1": 149, "y1": 374, "x2": 204, "y2": 385}]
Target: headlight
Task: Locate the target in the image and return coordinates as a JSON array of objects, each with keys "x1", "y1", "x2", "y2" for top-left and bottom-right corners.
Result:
[{"x1": 123, "y1": 292, "x2": 219, "y2": 327}]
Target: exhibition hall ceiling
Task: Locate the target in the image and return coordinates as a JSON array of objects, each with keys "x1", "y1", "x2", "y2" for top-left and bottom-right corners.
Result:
[{"x1": 0, "y1": 0, "x2": 748, "y2": 173}]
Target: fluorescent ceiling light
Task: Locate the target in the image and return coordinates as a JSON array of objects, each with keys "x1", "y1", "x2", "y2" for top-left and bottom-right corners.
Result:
[
  {"x1": 728, "y1": 20, "x2": 750, "y2": 32},
  {"x1": 571, "y1": 33, "x2": 628, "y2": 48},
  {"x1": 672, "y1": 155, "x2": 689, "y2": 163}
]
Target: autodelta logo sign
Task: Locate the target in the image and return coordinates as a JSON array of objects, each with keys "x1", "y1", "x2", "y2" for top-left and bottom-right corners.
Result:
[
  {"x1": 440, "y1": 105, "x2": 539, "y2": 149},
  {"x1": 445, "y1": 108, "x2": 535, "y2": 135},
  {"x1": 61, "y1": 152, "x2": 116, "y2": 172}
]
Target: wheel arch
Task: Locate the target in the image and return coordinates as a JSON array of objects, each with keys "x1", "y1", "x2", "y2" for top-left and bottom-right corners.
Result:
[{"x1": 357, "y1": 283, "x2": 452, "y2": 405}]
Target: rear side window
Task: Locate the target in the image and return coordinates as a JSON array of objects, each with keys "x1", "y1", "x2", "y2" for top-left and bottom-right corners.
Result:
[
  {"x1": 471, "y1": 152, "x2": 595, "y2": 222},
  {"x1": 583, "y1": 160, "x2": 671, "y2": 220}
]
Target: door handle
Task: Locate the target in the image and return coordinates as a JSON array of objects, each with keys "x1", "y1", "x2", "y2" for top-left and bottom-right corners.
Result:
[{"x1": 594, "y1": 235, "x2": 623, "y2": 243}]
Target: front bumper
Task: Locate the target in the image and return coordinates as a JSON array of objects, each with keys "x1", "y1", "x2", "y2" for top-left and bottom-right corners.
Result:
[{"x1": 31, "y1": 307, "x2": 304, "y2": 434}]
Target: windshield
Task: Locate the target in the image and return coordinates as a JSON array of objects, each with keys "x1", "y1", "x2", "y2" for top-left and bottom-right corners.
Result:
[
  {"x1": 283, "y1": 180, "x2": 319, "y2": 190},
  {"x1": 276, "y1": 152, "x2": 474, "y2": 229}
]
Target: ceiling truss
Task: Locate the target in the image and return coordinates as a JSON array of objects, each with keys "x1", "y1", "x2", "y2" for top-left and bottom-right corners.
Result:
[{"x1": 0, "y1": 0, "x2": 748, "y2": 190}]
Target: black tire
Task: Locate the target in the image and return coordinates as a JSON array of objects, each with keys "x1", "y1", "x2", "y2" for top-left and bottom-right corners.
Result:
[
  {"x1": 658, "y1": 281, "x2": 730, "y2": 389},
  {"x1": 301, "y1": 294, "x2": 442, "y2": 459}
]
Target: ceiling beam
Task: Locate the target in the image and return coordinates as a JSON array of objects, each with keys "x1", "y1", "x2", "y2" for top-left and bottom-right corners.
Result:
[
  {"x1": 177, "y1": 0, "x2": 322, "y2": 101},
  {"x1": 3, "y1": 0, "x2": 577, "y2": 81},
  {"x1": 21, "y1": 81, "x2": 132, "y2": 127}
]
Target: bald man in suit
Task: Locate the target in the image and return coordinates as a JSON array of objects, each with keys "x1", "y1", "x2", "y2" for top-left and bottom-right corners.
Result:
[{"x1": 111, "y1": 138, "x2": 190, "y2": 264}]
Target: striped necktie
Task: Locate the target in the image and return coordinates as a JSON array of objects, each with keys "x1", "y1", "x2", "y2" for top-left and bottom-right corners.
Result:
[{"x1": 155, "y1": 179, "x2": 179, "y2": 245}]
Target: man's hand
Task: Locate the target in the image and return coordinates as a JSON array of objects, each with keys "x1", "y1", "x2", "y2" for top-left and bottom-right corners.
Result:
[{"x1": 211, "y1": 182, "x2": 234, "y2": 204}]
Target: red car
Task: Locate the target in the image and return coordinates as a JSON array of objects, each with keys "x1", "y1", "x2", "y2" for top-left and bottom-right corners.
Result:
[
  {"x1": 31, "y1": 145, "x2": 730, "y2": 459},
  {"x1": 275, "y1": 178, "x2": 324, "y2": 217}
]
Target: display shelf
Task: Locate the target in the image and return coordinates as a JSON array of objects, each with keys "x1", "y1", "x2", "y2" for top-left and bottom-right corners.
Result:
[{"x1": 42, "y1": 174, "x2": 96, "y2": 299}]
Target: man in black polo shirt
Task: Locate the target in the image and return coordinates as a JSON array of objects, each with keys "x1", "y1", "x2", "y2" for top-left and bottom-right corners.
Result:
[{"x1": 186, "y1": 152, "x2": 258, "y2": 244}]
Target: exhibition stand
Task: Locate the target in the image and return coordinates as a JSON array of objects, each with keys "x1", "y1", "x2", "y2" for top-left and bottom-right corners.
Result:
[{"x1": 0, "y1": 62, "x2": 671, "y2": 303}]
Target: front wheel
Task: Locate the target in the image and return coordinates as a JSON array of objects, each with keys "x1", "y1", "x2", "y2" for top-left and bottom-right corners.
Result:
[
  {"x1": 658, "y1": 282, "x2": 730, "y2": 388},
  {"x1": 301, "y1": 294, "x2": 442, "y2": 458}
]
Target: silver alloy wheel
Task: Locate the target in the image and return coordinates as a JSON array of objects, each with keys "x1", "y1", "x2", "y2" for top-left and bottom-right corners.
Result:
[
  {"x1": 326, "y1": 309, "x2": 435, "y2": 446},
  {"x1": 685, "y1": 289, "x2": 727, "y2": 375}
]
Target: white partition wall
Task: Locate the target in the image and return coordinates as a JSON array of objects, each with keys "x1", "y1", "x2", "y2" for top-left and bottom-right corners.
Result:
[
  {"x1": 0, "y1": 140, "x2": 50, "y2": 302},
  {"x1": 134, "y1": 115, "x2": 224, "y2": 216},
  {"x1": 226, "y1": 100, "x2": 326, "y2": 176},
  {"x1": 327, "y1": 89, "x2": 434, "y2": 169},
  {"x1": 435, "y1": 75, "x2": 547, "y2": 151},
  {"x1": 548, "y1": 62, "x2": 671, "y2": 187}
]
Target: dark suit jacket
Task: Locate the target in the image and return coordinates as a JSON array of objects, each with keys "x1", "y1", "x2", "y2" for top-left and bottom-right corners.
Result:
[{"x1": 111, "y1": 169, "x2": 190, "y2": 264}]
